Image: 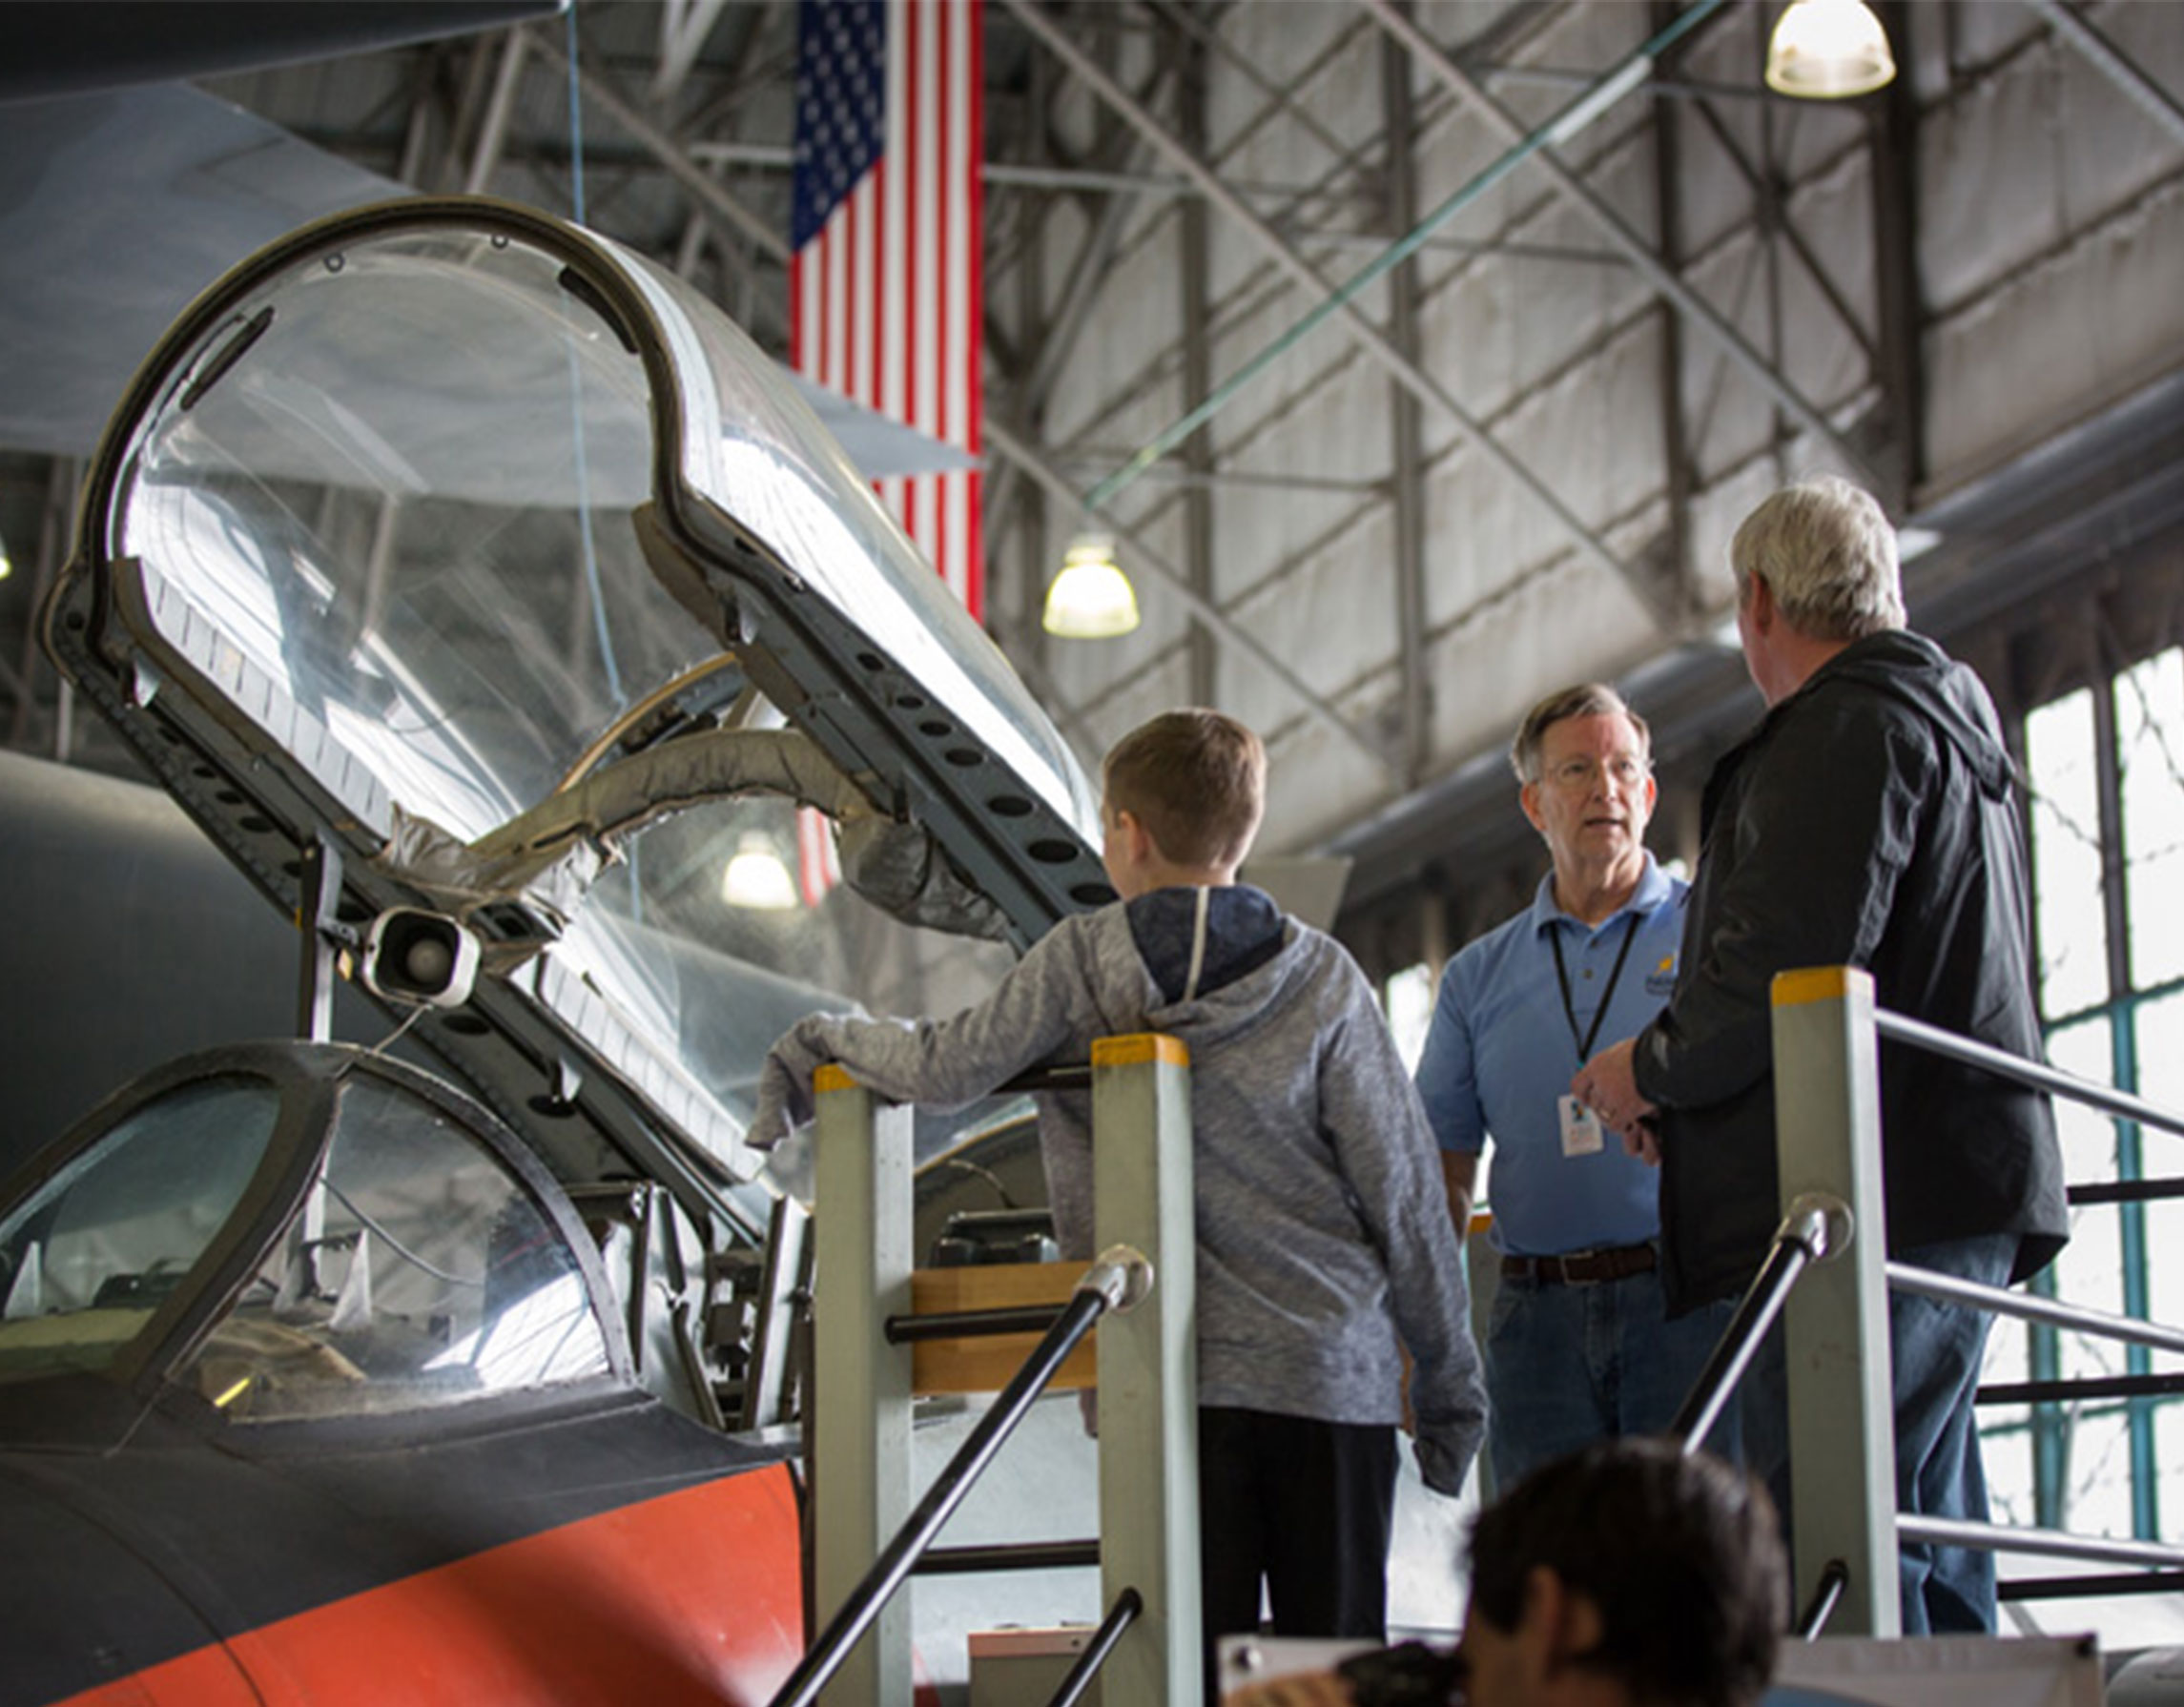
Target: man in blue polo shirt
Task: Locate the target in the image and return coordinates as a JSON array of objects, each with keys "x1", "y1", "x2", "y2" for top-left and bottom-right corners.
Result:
[{"x1": 1415, "y1": 684, "x2": 1735, "y2": 1491}]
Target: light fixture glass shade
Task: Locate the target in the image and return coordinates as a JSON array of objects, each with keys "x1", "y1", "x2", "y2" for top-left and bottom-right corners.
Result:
[
  {"x1": 1041, "y1": 534, "x2": 1140, "y2": 638},
  {"x1": 720, "y1": 831, "x2": 798, "y2": 909},
  {"x1": 1765, "y1": 0, "x2": 1895, "y2": 99}
]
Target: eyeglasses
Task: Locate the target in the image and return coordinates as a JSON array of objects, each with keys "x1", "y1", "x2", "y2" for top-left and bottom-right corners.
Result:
[{"x1": 1542, "y1": 755, "x2": 1649, "y2": 792}]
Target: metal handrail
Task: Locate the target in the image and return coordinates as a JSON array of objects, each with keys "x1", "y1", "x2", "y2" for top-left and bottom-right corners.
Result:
[
  {"x1": 1794, "y1": 1560, "x2": 1849, "y2": 1639},
  {"x1": 1671, "y1": 1194, "x2": 1846, "y2": 1453},
  {"x1": 1846, "y1": 1000, "x2": 2184, "y2": 1599},
  {"x1": 917, "y1": 1540, "x2": 1101, "y2": 1574},
  {"x1": 768, "y1": 1248, "x2": 1151, "y2": 1707},
  {"x1": 2005, "y1": 1568, "x2": 2184, "y2": 1601},
  {"x1": 1874, "y1": 1007, "x2": 2184, "y2": 1140},
  {"x1": 1044, "y1": 1589, "x2": 1143, "y2": 1707},
  {"x1": 1898, "y1": 1513, "x2": 2184, "y2": 1572},
  {"x1": 1886, "y1": 1259, "x2": 2184, "y2": 1357},
  {"x1": 886, "y1": 1303, "x2": 1068, "y2": 1342},
  {"x1": 2070, "y1": 1176, "x2": 2184, "y2": 1205},
  {"x1": 1981, "y1": 1371, "x2": 2184, "y2": 1406}
]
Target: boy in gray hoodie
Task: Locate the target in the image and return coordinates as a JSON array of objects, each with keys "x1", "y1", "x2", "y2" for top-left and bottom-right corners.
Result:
[{"x1": 750, "y1": 709, "x2": 1486, "y2": 1675}]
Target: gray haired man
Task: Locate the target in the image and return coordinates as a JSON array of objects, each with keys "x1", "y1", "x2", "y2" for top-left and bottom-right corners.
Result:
[{"x1": 1574, "y1": 475, "x2": 2068, "y2": 1634}]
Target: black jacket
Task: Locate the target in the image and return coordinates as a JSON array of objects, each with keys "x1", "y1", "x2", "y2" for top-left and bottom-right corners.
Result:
[{"x1": 1633, "y1": 629, "x2": 2069, "y2": 1314}]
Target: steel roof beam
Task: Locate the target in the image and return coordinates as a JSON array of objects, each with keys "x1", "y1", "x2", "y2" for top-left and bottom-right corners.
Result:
[
  {"x1": 1383, "y1": 8, "x2": 1431, "y2": 785},
  {"x1": 2028, "y1": 0, "x2": 2184, "y2": 151},
  {"x1": 999, "y1": 0, "x2": 1638, "y2": 598},
  {"x1": 652, "y1": 0, "x2": 736, "y2": 106},
  {"x1": 984, "y1": 421, "x2": 1399, "y2": 779},
  {"x1": 1357, "y1": 0, "x2": 1883, "y2": 493},
  {"x1": 527, "y1": 23, "x2": 790, "y2": 263},
  {"x1": 464, "y1": 29, "x2": 529, "y2": 194}
]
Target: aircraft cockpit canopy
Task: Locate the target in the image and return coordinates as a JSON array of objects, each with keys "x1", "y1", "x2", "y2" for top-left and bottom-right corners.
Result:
[
  {"x1": 0, "y1": 1044, "x2": 621, "y2": 1429},
  {"x1": 44, "y1": 197, "x2": 1106, "y2": 1197}
]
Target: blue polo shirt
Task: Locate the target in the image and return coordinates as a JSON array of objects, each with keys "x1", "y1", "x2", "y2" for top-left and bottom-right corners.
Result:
[{"x1": 1414, "y1": 854, "x2": 1688, "y2": 1257}]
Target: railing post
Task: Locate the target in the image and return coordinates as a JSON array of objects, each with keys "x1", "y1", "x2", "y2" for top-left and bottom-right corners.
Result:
[
  {"x1": 812, "y1": 1064, "x2": 917, "y2": 1707},
  {"x1": 1772, "y1": 967, "x2": 1900, "y2": 1637},
  {"x1": 1090, "y1": 1034, "x2": 1202, "y2": 1707}
]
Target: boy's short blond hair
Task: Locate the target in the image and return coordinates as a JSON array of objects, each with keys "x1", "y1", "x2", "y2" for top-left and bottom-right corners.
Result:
[{"x1": 1102, "y1": 709, "x2": 1267, "y2": 871}]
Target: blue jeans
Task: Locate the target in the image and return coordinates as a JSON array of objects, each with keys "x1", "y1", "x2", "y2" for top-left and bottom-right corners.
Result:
[
  {"x1": 1739, "y1": 1231, "x2": 2017, "y2": 1635},
  {"x1": 1890, "y1": 1233, "x2": 2017, "y2": 1634},
  {"x1": 1484, "y1": 1261, "x2": 1741, "y2": 1492}
]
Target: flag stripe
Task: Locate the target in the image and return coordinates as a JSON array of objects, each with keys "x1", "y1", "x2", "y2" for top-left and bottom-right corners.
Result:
[
  {"x1": 792, "y1": 0, "x2": 983, "y2": 628},
  {"x1": 961, "y1": 0, "x2": 984, "y2": 618},
  {"x1": 938, "y1": 1, "x2": 958, "y2": 603}
]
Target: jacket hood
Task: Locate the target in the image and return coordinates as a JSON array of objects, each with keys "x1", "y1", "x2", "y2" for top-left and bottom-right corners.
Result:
[
  {"x1": 1808, "y1": 630, "x2": 2017, "y2": 801},
  {"x1": 1126, "y1": 884, "x2": 1306, "y2": 1045}
]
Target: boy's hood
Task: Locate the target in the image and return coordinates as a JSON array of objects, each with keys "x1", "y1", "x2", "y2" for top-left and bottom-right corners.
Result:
[{"x1": 1126, "y1": 884, "x2": 1308, "y2": 1044}]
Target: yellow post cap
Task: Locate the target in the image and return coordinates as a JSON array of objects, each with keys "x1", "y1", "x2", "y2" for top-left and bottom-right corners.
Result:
[
  {"x1": 1771, "y1": 965, "x2": 1874, "y2": 1006},
  {"x1": 1090, "y1": 1034, "x2": 1190, "y2": 1068}
]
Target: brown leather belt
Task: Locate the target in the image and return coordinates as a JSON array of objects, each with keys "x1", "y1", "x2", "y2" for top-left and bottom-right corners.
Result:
[{"x1": 1500, "y1": 1243, "x2": 1657, "y2": 1285}]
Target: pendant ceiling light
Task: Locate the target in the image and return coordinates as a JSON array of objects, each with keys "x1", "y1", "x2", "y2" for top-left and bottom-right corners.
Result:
[
  {"x1": 1041, "y1": 533, "x2": 1140, "y2": 639},
  {"x1": 720, "y1": 831, "x2": 798, "y2": 910},
  {"x1": 1765, "y1": 0, "x2": 1896, "y2": 99}
]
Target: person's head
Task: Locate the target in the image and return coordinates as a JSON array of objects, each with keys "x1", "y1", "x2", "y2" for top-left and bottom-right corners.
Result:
[
  {"x1": 1460, "y1": 1439, "x2": 1786, "y2": 1707},
  {"x1": 1730, "y1": 477, "x2": 1906, "y2": 702},
  {"x1": 1510, "y1": 685, "x2": 1657, "y2": 903},
  {"x1": 1100, "y1": 709, "x2": 1267, "y2": 896}
]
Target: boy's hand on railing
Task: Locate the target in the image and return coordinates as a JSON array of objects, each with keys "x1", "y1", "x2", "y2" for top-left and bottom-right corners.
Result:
[{"x1": 747, "y1": 1016, "x2": 836, "y2": 1149}]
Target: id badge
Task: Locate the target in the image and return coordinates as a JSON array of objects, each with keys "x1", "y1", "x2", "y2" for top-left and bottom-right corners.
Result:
[{"x1": 1558, "y1": 1094, "x2": 1605, "y2": 1158}]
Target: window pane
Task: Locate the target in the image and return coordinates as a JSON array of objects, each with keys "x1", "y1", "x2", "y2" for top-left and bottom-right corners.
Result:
[
  {"x1": 2027, "y1": 689, "x2": 2109, "y2": 1018},
  {"x1": 1386, "y1": 963, "x2": 1434, "y2": 1075},
  {"x1": 2047, "y1": 1020, "x2": 2126, "y2": 1382},
  {"x1": 2138, "y1": 990, "x2": 2184, "y2": 1341},
  {"x1": 2133, "y1": 988, "x2": 2184, "y2": 1530},
  {"x1": 2057, "y1": 1407, "x2": 2135, "y2": 1540},
  {"x1": 1977, "y1": 1315, "x2": 2033, "y2": 1530},
  {"x1": 184, "y1": 1076, "x2": 608, "y2": 1420},
  {"x1": 2118, "y1": 648, "x2": 2184, "y2": 989}
]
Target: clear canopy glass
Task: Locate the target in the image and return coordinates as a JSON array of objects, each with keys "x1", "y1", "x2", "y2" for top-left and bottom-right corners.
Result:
[
  {"x1": 0, "y1": 1053, "x2": 616, "y2": 1417},
  {"x1": 175, "y1": 1072, "x2": 611, "y2": 1420},
  {"x1": 89, "y1": 209, "x2": 1082, "y2": 1168},
  {"x1": 0, "y1": 1077, "x2": 278, "y2": 1384}
]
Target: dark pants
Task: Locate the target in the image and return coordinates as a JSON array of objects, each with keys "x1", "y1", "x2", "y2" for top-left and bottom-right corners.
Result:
[{"x1": 1197, "y1": 1407, "x2": 1397, "y2": 1696}]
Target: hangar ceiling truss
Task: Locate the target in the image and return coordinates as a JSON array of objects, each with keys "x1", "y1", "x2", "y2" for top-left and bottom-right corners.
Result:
[{"x1": 4, "y1": 0, "x2": 2183, "y2": 930}]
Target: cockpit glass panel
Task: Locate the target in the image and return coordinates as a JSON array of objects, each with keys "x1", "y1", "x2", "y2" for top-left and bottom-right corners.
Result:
[
  {"x1": 116, "y1": 230, "x2": 691, "y2": 842},
  {"x1": 0, "y1": 1078, "x2": 278, "y2": 1384},
  {"x1": 602, "y1": 244, "x2": 1099, "y2": 837},
  {"x1": 180, "y1": 1074, "x2": 610, "y2": 1420},
  {"x1": 570, "y1": 790, "x2": 1017, "y2": 1122},
  {"x1": 94, "y1": 216, "x2": 1082, "y2": 1174}
]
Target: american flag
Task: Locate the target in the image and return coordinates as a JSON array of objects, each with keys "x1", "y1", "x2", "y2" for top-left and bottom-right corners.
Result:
[{"x1": 792, "y1": 0, "x2": 984, "y2": 623}]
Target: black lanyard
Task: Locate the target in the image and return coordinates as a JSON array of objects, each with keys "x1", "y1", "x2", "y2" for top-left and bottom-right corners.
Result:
[{"x1": 1548, "y1": 912, "x2": 1641, "y2": 1065}]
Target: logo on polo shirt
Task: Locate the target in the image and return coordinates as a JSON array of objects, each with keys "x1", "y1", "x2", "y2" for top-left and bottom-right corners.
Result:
[{"x1": 1644, "y1": 952, "x2": 1678, "y2": 997}]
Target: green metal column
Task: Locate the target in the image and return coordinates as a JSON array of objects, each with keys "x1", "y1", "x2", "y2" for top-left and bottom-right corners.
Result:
[
  {"x1": 1772, "y1": 967, "x2": 1901, "y2": 1637},
  {"x1": 1091, "y1": 1034, "x2": 1203, "y2": 1707},
  {"x1": 812, "y1": 1065, "x2": 916, "y2": 1707}
]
